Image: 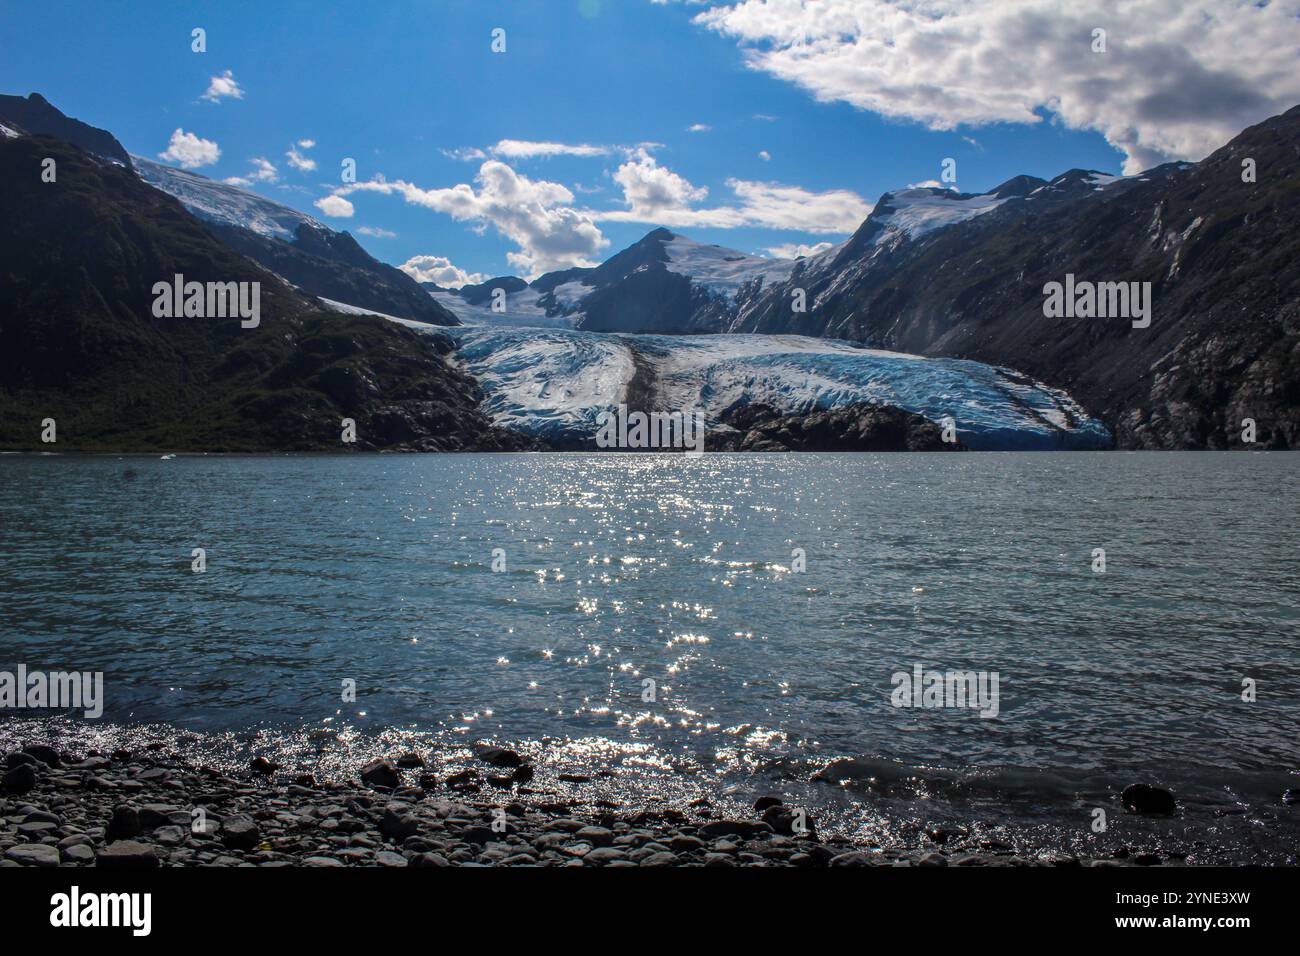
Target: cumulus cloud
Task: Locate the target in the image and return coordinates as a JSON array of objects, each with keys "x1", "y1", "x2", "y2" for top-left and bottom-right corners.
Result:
[
  {"x1": 399, "y1": 255, "x2": 488, "y2": 288},
  {"x1": 286, "y1": 142, "x2": 317, "y2": 172},
  {"x1": 691, "y1": 0, "x2": 1300, "y2": 174},
  {"x1": 201, "y1": 70, "x2": 243, "y2": 103},
  {"x1": 314, "y1": 195, "x2": 354, "y2": 217},
  {"x1": 158, "y1": 128, "x2": 220, "y2": 168},
  {"x1": 688, "y1": 123, "x2": 712, "y2": 132},
  {"x1": 767, "y1": 240, "x2": 836, "y2": 259},
  {"x1": 758, "y1": 150, "x2": 771, "y2": 161},
  {"x1": 595, "y1": 153, "x2": 870, "y2": 232},
  {"x1": 331, "y1": 161, "x2": 609, "y2": 276}
]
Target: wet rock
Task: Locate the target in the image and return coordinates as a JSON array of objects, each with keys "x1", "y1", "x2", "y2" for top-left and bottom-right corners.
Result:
[
  {"x1": 762, "y1": 804, "x2": 816, "y2": 837},
  {"x1": 1, "y1": 763, "x2": 37, "y2": 795},
  {"x1": 249, "y1": 756, "x2": 279, "y2": 775},
  {"x1": 1283, "y1": 789, "x2": 1299, "y2": 806},
  {"x1": 512, "y1": 764, "x2": 534, "y2": 785},
  {"x1": 96, "y1": 840, "x2": 160, "y2": 868},
  {"x1": 698, "y1": 819, "x2": 772, "y2": 839},
  {"x1": 446, "y1": 770, "x2": 478, "y2": 788},
  {"x1": 558, "y1": 773, "x2": 591, "y2": 783},
  {"x1": 473, "y1": 746, "x2": 523, "y2": 768},
  {"x1": 1121, "y1": 784, "x2": 1177, "y2": 816},
  {"x1": 417, "y1": 774, "x2": 439, "y2": 791},
  {"x1": 829, "y1": 851, "x2": 878, "y2": 867},
  {"x1": 753, "y1": 795, "x2": 784, "y2": 813},
  {"x1": 396, "y1": 753, "x2": 424, "y2": 768},
  {"x1": 360, "y1": 758, "x2": 401, "y2": 789},
  {"x1": 917, "y1": 852, "x2": 948, "y2": 867},
  {"x1": 376, "y1": 850, "x2": 408, "y2": 867}
]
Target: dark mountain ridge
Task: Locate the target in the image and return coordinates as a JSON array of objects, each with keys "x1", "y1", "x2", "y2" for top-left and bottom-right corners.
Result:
[{"x1": 0, "y1": 134, "x2": 531, "y2": 452}]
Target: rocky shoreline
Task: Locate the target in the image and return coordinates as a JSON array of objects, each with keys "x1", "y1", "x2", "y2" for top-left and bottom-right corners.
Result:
[{"x1": 0, "y1": 740, "x2": 1188, "y2": 869}]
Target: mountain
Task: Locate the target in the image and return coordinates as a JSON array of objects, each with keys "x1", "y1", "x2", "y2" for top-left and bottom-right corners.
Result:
[
  {"x1": 0, "y1": 92, "x2": 131, "y2": 167},
  {"x1": 430, "y1": 228, "x2": 797, "y2": 332},
  {"x1": 729, "y1": 111, "x2": 1300, "y2": 449},
  {"x1": 0, "y1": 134, "x2": 532, "y2": 452},
  {"x1": 132, "y1": 156, "x2": 460, "y2": 327}
]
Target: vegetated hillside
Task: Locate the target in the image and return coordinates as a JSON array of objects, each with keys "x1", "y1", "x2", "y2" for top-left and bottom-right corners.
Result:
[{"x1": 0, "y1": 135, "x2": 534, "y2": 452}]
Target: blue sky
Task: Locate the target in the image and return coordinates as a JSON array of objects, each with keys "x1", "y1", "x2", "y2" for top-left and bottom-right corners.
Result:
[{"x1": 3, "y1": 0, "x2": 1295, "y2": 284}]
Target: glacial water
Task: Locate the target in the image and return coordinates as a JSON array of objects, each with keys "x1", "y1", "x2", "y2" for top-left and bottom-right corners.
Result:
[{"x1": 1, "y1": 452, "x2": 1297, "y2": 862}]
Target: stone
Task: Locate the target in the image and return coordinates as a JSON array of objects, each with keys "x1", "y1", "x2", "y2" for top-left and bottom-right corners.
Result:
[
  {"x1": 753, "y1": 795, "x2": 783, "y2": 812},
  {"x1": 360, "y1": 758, "x2": 401, "y2": 789},
  {"x1": 5, "y1": 844, "x2": 61, "y2": 866},
  {"x1": 381, "y1": 805, "x2": 421, "y2": 841},
  {"x1": 221, "y1": 815, "x2": 262, "y2": 850},
  {"x1": 1121, "y1": 784, "x2": 1176, "y2": 816},
  {"x1": 1, "y1": 764, "x2": 37, "y2": 795},
  {"x1": 96, "y1": 840, "x2": 160, "y2": 868},
  {"x1": 473, "y1": 745, "x2": 523, "y2": 768},
  {"x1": 22, "y1": 745, "x2": 61, "y2": 767},
  {"x1": 107, "y1": 805, "x2": 141, "y2": 841},
  {"x1": 249, "y1": 756, "x2": 279, "y2": 775}
]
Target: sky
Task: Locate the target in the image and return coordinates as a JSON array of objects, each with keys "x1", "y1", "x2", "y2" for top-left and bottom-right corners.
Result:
[{"x1": 3, "y1": 0, "x2": 1298, "y2": 286}]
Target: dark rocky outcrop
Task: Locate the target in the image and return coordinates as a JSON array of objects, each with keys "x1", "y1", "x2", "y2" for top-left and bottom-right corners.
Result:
[
  {"x1": 708, "y1": 402, "x2": 957, "y2": 452},
  {"x1": 0, "y1": 92, "x2": 131, "y2": 167}
]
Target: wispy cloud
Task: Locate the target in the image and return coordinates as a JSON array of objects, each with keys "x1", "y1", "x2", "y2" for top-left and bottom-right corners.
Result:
[
  {"x1": 224, "y1": 157, "x2": 277, "y2": 186},
  {"x1": 286, "y1": 141, "x2": 317, "y2": 172},
  {"x1": 356, "y1": 226, "x2": 396, "y2": 238}
]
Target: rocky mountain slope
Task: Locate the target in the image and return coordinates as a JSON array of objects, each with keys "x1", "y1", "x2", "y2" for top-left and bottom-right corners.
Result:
[
  {"x1": 0, "y1": 134, "x2": 531, "y2": 452},
  {"x1": 0, "y1": 92, "x2": 458, "y2": 328},
  {"x1": 431, "y1": 228, "x2": 796, "y2": 333},
  {"x1": 732, "y1": 111, "x2": 1300, "y2": 449}
]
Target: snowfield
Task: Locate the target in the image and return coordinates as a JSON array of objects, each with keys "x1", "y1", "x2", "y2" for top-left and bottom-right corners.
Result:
[
  {"x1": 133, "y1": 155, "x2": 326, "y2": 240},
  {"x1": 446, "y1": 327, "x2": 1111, "y2": 450}
]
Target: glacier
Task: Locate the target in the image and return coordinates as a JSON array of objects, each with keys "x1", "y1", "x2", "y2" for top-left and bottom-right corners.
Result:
[{"x1": 447, "y1": 326, "x2": 1111, "y2": 451}]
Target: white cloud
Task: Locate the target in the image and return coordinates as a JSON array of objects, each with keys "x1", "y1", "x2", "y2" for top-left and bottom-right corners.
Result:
[
  {"x1": 594, "y1": 153, "x2": 870, "y2": 232},
  {"x1": 767, "y1": 241, "x2": 835, "y2": 259},
  {"x1": 158, "y1": 128, "x2": 220, "y2": 168},
  {"x1": 688, "y1": 123, "x2": 712, "y2": 132},
  {"x1": 758, "y1": 150, "x2": 771, "y2": 161},
  {"x1": 314, "y1": 195, "x2": 354, "y2": 218},
  {"x1": 692, "y1": 0, "x2": 1300, "y2": 174},
  {"x1": 490, "y1": 139, "x2": 610, "y2": 159},
  {"x1": 201, "y1": 70, "x2": 243, "y2": 103},
  {"x1": 399, "y1": 255, "x2": 488, "y2": 288},
  {"x1": 356, "y1": 226, "x2": 396, "y2": 238},
  {"x1": 286, "y1": 142, "x2": 317, "y2": 172},
  {"x1": 224, "y1": 157, "x2": 278, "y2": 186},
  {"x1": 332, "y1": 161, "x2": 609, "y2": 276}
]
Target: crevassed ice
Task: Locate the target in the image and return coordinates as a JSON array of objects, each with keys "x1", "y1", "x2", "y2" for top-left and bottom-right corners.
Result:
[{"x1": 447, "y1": 327, "x2": 1111, "y2": 450}]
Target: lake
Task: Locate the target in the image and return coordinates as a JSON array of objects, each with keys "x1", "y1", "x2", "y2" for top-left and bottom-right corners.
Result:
[{"x1": 1, "y1": 451, "x2": 1297, "y2": 861}]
